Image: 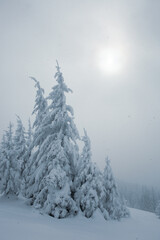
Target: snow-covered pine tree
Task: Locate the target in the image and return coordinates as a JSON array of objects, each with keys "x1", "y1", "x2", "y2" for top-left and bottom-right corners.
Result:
[
  {"x1": 25, "y1": 77, "x2": 48, "y2": 198},
  {"x1": 74, "y1": 129, "x2": 105, "y2": 218},
  {"x1": 26, "y1": 62, "x2": 80, "y2": 218},
  {"x1": 14, "y1": 116, "x2": 26, "y2": 179},
  {"x1": 21, "y1": 119, "x2": 33, "y2": 196},
  {"x1": 155, "y1": 201, "x2": 160, "y2": 218},
  {"x1": 0, "y1": 123, "x2": 19, "y2": 195},
  {"x1": 102, "y1": 157, "x2": 129, "y2": 220},
  {"x1": 21, "y1": 119, "x2": 33, "y2": 197}
]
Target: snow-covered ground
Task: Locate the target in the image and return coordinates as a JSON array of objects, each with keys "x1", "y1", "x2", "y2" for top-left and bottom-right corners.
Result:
[{"x1": 0, "y1": 196, "x2": 159, "y2": 240}]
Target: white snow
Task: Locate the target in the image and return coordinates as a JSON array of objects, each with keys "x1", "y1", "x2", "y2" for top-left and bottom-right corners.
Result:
[{"x1": 0, "y1": 196, "x2": 160, "y2": 240}]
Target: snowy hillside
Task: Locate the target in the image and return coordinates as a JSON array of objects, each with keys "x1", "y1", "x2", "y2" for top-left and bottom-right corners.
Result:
[{"x1": 0, "y1": 196, "x2": 159, "y2": 240}]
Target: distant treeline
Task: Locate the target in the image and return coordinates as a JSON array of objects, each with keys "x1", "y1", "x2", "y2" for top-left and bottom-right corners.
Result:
[{"x1": 118, "y1": 180, "x2": 160, "y2": 213}]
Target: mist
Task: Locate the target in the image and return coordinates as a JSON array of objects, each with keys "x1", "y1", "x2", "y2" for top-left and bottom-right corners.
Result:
[{"x1": 0, "y1": 0, "x2": 160, "y2": 187}]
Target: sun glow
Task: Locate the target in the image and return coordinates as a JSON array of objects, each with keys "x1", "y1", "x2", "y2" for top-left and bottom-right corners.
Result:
[{"x1": 97, "y1": 46, "x2": 126, "y2": 75}]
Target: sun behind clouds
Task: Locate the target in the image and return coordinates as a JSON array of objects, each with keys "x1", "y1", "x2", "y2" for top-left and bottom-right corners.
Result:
[{"x1": 97, "y1": 45, "x2": 126, "y2": 75}]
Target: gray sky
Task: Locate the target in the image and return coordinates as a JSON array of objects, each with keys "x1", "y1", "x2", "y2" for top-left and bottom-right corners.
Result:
[{"x1": 0, "y1": 0, "x2": 160, "y2": 187}]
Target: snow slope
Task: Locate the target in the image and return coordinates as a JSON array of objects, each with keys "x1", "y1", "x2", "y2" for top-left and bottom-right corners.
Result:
[{"x1": 0, "y1": 196, "x2": 159, "y2": 240}]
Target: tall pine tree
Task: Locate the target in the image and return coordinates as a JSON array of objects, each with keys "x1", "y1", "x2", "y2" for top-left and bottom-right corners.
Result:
[
  {"x1": 26, "y1": 62, "x2": 80, "y2": 218},
  {"x1": 25, "y1": 77, "x2": 48, "y2": 198}
]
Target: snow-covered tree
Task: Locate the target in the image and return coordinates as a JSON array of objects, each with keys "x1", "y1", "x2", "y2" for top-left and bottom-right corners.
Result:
[
  {"x1": 28, "y1": 77, "x2": 48, "y2": 166},
  {"x1": 26, "y1": 62, "x2": 80, "y2": 218},
  {"x1": 0, "y1": 123, "x2": 19, "y2": 195},
  {"x1": 25, "y1": 77, "x2": 48, "y2": 198},
  {"x1": 102, "y1": 157, "x2": 129, "y2": 220},
  {"x1": 74, "y1": 129, "x2": 104, "y2": 218},
  {"x1": 22, "y1": 118, "x2": 33, "y2": 194},
  {"x1": 155, "y1": 201, "x2": 160, "y2": 218},
  {"x1": 14, "y1": 116, "x2": 26, "y2": 179}
]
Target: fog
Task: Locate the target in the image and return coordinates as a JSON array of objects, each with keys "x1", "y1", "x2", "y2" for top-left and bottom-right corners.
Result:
[{"x1": 0, "y1": 0, "x2": 160, "y2": 187}]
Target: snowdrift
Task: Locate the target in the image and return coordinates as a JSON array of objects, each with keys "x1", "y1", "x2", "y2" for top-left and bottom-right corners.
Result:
[{"x1": 0, "y1": 196, "x2": 160, "y2": 240}]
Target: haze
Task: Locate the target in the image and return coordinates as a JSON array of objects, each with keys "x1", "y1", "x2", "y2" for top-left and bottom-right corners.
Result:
[{"x1": 0, "y1": 0, "x2": 160, "y2": 187}]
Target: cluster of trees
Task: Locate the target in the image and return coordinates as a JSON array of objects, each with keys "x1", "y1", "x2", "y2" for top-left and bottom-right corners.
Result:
[
  {"x1": 118, "y1": 180, "x2": 160, "y2": 216},
  {"x1": 0, "y1": 63, "x2": 129, "y2": 220}
]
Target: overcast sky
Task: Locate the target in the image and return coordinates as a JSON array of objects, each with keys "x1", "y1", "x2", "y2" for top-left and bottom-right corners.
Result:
[{"x1": 0, "y1": 0, "x2": 160, "y2": 187}]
